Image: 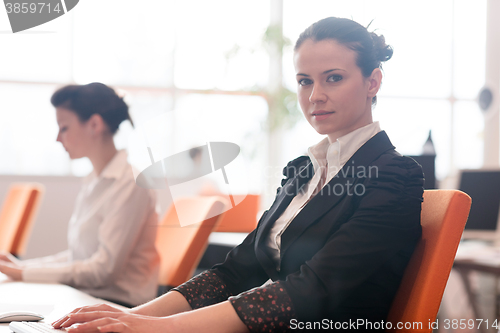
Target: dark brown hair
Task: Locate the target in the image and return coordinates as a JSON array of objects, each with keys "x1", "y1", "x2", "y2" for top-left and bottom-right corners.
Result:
[{"x1": 51, "y1": 82, "x2": 133, "y2": 134}]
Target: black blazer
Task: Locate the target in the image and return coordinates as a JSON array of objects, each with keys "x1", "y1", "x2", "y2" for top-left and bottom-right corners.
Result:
[{"x1": 211, "y1": 131, "x2": 424, "y2": 326}]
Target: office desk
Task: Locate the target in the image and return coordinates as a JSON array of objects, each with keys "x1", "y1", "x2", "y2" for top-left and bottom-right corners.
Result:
[
  {"x1": 453, "y1": 260, "x2": 498, "y2": 333},
  {"x1": 452, "y1": 242, "x2": 500, "y2": 333},
  {"x1": 0, "y1": 273, "x2": 122, "y2": 332}
]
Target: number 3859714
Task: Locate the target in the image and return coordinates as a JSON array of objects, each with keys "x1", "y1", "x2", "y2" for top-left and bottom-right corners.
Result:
[{"x1": 5, "y1": 3, "x2": 62, "y2": 14}]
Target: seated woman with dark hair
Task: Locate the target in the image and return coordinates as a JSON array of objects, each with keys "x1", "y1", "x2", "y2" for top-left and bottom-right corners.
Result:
[
  {"x1": 0, "y1": 83, "x2": 160, "y2": 308},
  {"x1": 51, "y1": 17, "x2": 423, "y2": 332}
]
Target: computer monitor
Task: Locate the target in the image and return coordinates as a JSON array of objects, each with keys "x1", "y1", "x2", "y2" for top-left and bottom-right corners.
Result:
[{"x1": 459, "y1": 169, "x2": 500, "y2": 240}]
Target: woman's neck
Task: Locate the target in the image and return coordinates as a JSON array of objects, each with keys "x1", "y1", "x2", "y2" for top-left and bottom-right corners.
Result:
[
  {"x1": 88, "y1": 139, "x2": 118, "y2": 176},
  {"x1": 327, "y1": 105, "x2": 373, "y2": 143}
]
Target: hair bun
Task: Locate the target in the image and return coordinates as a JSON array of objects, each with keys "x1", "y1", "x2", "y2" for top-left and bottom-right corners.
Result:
[
  {"x1": 51, "y1": 82, "x2": 133, "y2": 134},
  {"x1": 370, "y1": 32, "x2": 393, "y2": 63}
]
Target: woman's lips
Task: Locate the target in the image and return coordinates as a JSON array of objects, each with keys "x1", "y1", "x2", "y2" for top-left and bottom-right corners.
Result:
[{"x1": 312, "y1": 111, "x2": 334, "y2": 121}]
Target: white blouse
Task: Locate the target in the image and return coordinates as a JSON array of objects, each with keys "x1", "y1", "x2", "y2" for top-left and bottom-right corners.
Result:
[
  {"x1": 265, "y1": 122, "x2": 382, "y2": 268},
  {"x1": 22, "y1": 150, "x2": 160, "y2": 306}
]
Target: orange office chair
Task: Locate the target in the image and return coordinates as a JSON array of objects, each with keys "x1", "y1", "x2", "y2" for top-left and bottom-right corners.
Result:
[
  {"x1": 0, "y1": 183, "x2": 44, "y2": 257},
  {"x1": 214, "y1": 194, "x2": 260, "y2": 233},
  {"x1": 386, "y1": 190, "x2": 472, "y2": 332},
  {"x1": 156, "y1": 196, "x2": 227, "y2": 294}
]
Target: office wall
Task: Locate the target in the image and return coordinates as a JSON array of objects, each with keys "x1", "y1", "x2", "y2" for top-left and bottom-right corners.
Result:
[
  {"x1": 0, "y1": 175, "x2": 78, "y2": 259},
  {"x1": 483, "y1": 0, "x2": 500, "y2": 167}
]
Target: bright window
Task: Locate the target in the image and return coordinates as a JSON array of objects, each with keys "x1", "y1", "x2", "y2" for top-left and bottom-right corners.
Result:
[{"x1": 0, "y1": 0, "x2": 488, "y2": 189}]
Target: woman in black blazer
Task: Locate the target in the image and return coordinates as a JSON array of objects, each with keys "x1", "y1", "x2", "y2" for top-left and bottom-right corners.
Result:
[{"x1": 54, "y1": 17, "x2": 423, "y2": 333}]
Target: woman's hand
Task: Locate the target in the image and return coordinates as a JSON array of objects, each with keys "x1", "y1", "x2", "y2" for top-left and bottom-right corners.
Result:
[
  {"x1": 52, "y1": 304, "x2": 127, "y2": 329},
  {"x1": 0, "y1": 261, "x2": 23, "y2": 281},
  {"x1": 59, "y1": 311, "x2": 168, "y2": 333},
  {"x1": 53, "y1": 300, "x2": 248, "y2": 333},
  {"x1": 0, "y1": 252, "x2": 21, "y2": 265}
]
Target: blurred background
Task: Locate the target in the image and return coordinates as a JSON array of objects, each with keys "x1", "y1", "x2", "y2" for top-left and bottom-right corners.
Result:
[
  {"x1": 0, "y1": 0, "x2": 491, "y2": 191},
  {"x1": 1, "y1": 1, "x2": 498, "y2": 328}
]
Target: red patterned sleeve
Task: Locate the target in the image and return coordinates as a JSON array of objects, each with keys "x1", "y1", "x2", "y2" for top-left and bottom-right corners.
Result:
[
  {"x1": 229, "y1": 281, "x2": 296, "y2": 332},
  {"x1": 172, "y1": 270, "x2": 233, "y2": 309},
  {"x1": 173, "y1": 271, "x2": 296, "y2": 332}
]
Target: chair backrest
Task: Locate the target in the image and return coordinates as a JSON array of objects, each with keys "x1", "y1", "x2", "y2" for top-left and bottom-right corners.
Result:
[
  {"x1": 214, "y1": 194, "x2": 260, "y2": 233},
  {"x1": 0, "y1": 183, "x2": 45, "y2": 256},
  {"x1": 387, "y1": 190, "x2": 471, "y2": 332},
  {"x1": 156, "y1": 196, "x2": 227, "y2": 289}
]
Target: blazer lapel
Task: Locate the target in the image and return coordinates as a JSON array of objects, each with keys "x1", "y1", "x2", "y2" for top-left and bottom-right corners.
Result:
[
  {"x1": 254, "y1": 160, "x2": 314, "y2": 278},
  {"x1": 279, "y1": 131, "x2": 395, "y2": 260},
  {"x1": 255, "y1": 160, "x2": 314, "y2": 246}
]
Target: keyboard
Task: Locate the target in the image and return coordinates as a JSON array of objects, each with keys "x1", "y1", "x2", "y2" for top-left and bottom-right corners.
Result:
[{"x1": 9, "y1": 321, "x2": 66, "y2": 333}]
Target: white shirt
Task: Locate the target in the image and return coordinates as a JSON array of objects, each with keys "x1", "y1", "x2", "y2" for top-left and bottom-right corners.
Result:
[
  {"x1": 22, "y1": 150, "x2": 160, "y2": 306},
  {"x1": 265, "y1": 122, "x2": 382, "y2": 267}
]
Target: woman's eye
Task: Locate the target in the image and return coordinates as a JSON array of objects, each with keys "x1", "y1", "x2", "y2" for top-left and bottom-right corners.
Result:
[
  {"x1": 327, "y1": 74, "x2": 343, "y2": 82},
  {"x1": 298, "y1": 78, "x2": 312, "y2": 86},
  {"x1": 60, "y1": 127, "x2": 67, "y2": 133}
]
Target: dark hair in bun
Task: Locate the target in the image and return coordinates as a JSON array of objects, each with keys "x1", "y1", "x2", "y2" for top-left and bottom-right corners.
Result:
[
  {"x1": 51, "y1": 82, "x2": 133, "y2": 134},
  {"x1": 295, "y1": 17, "x2": 393, "y2": 104}
]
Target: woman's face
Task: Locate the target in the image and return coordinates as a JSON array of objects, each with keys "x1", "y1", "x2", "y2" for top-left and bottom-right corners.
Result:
[
  {"x1": 56, "y1": 107, "x2": 92, "y2": 159},
  {"x1": 294, "y1": 39, "x2": 381, "y2": 141}
]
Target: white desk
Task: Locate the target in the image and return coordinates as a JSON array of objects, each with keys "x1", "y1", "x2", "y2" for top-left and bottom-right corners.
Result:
[
  {"x1": 208, "y1": 232, "x2": 248, "y2": 247},
  {"x1": 452, "y1": 241, "x2": 500, "y2": 333},
  {"x1": 0, "y1": 273, "x2": 122, "y2": 332}
]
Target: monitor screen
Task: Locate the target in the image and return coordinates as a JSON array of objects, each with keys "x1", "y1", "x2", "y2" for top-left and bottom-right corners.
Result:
[{"x1": 459, "y1": 170, "x2": 500, "y2": 237}]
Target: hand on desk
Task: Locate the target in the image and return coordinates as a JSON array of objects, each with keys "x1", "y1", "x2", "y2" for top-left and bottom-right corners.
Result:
[
  {"x1": 53, "y1": 304, "x2": 168, "y2": 333},
  {"x1": 0, "y1": 252, "x2": 21, "y2": 264},
  {"x1": 0, "y1": 253, "x2": 22, "y2": 281},
  {"x1": 53, "y1": 304, "x2": 126, "y2": 328},
  {"x1": 52, "y1": 291, "x2": 248, "y2": 333}
]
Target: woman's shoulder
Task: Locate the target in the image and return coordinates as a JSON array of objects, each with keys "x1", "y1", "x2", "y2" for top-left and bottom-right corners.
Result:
[
  {"x1": 366, "y1": 149, "x2": 424, "y2": 198},
  {"x1": 373, "y1": 149, "x2": 424, "y2": 175},
  {"x1": 107, "y1": 156, "x2": 157, "y2": 203}
]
